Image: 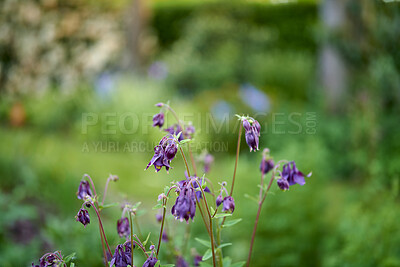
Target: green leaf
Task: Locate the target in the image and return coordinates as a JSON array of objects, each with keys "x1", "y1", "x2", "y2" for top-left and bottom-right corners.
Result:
[
  {"x1": 64, "y1": 252, "x2": 76, "y2": 263},
  {"x1": 231, "y1": 262, "x2": 246, "y2": 267},
  {"x1": 217, "y1": 243, "x2": 232, "y2": 249},
  {"x1": 180, "y1": 139, "x2": 191, "y2": 145},
  {"x1": 223, "y1": 257, "x2": 232, "y2": 267},
  {"x1": 199, "y1": 262, "x2": 213, "y2": 267},
  {"x1": 131, "y1": 202, "x2": 142, "y2": 210},
  {"x1": 195, "y1": 238, "x2": 211, "y2": 248},
  {"x1": 222, "y1": 218, "x2": 242, "y2": 228},
  {"x1": 202, "y1": 249, "x2": 212, "y2": 261},
  {"x1": 214, "y1": 213, "x2": 232, "y2": 219},
  {"x1": 143, "y1": 232, "x2": 151, "y2": 246},
  {"x1": 210, "y1": 206, "x2": 215, "y2": 215},
  {"x1": 152, "y1": 203, "x2": 163, "y2": 210},
  {"x1": 99, "y1": 202, "x2": 119, "y2": 209},
  {"x1": 70, "y1": 263, "x2": 75, "y2": 267},
  {"x1": 154, "y1": 261, "x2": 160, "y2": 267},
  {"x1": 244, "y1": 194, "x2": 258, "y2": 203}
]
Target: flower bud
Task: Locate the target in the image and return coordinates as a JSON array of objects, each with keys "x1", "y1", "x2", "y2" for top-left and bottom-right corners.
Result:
[
  {"x1": 216, "y1": 194, "x2": 223, "y2": 207},
  {"x1": 152, "y1": 113, "x2": 164, "y2": 128},
  {"x1": 260, "y1": 158, "x2": 274, "y2": 174},
  {"x1": 242, "y1": 119, "x2": 251, "y2": 131},
  {"x1": 277, "y1": 178, "x2": 290, "y2": 191},
  {"x1": 77, "y1": 180, "x2": 93, "y2": 200},
  {"x1": 165, "y1": 142, "x2": 178, "y2": 161},
  {"x1": 117, "y1": 217, "x2": 130, "y2": 238}
]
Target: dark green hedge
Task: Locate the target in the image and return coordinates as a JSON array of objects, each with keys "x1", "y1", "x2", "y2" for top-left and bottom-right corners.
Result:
[{"x1": 151, "y1": 1, "x2": 318, "y2": 51}]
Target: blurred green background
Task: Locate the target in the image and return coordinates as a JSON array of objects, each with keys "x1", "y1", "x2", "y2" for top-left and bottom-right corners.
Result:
[{"x1": 1, "y1": 0, "x2": 400, "y2": 266}]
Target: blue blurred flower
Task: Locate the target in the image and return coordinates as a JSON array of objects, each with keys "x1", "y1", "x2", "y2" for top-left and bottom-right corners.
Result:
[{"x1": 239, "y1": 83, "x2": 270, "y2": 113}]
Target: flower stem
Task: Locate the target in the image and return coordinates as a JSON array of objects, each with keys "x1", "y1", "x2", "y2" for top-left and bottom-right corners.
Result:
[
  {"x1": 91, "y1": 203, "x2": 112, "y2": 256},
  {"x1": 129, "y1": 212, "x2": 134, "y2": 266},
  {"x1": 156, "y1": 186, "x2": 175, "y2": 256},
  {"x1": 246, "y1": 171, "x2": 275, "y2": 267},
  {"x1": 179, "y1": 146, "x2": 191, "y2": 178},
  {"x1": 101, "y1": 176, "x2": 112, "y2": 206},
  {"x1": 230, "y1": 125, "x2": 242, "y2": 196}
]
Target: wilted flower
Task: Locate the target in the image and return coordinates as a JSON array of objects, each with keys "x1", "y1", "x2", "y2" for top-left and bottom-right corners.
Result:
[
  {"x1": 152, "y1": 113, "x2": 164, "y2": 128},
  {"x1": 76, "y1": 208, "x2": 90, "y2": 227},
  {"x1": 142, "y1": 256, "x2": 158, "y2": 267},
  {"x1": 146, "y1": 135, "x2": 177, "y2": 172},
  {"x1": 117, "y1": 217, "x2": 130, "y2": 238},
  {"x1": 171, "y1": 182, "x2": 197, "y2": 223},
  {"x1": 176, "y1": 256, "x2": 189, "y2": 267},
  {"x1": 277, "y1": 161, "x2": 311, "y2": 190},
  {"x1": 77, "y1": 180, "x2": 93, "y2": 200},
  {"x1": 222, "y1": 196, "x2": 235, "y2": 213},
  {"x1": 110, "y1": 242, "x2": 132, "y2": 267},
  {"x1": 260, "y1": 158, "x2": 274, "y2": 174},
  {"x1": 242, "y1": 118, "x2": 260, "y2": 152}
]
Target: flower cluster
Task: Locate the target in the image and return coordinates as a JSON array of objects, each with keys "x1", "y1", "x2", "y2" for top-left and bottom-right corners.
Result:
[
  {"x1": 146, "y1": 135, "x2": 178, "y2": 172},
  {"x1": 216, "y1": 182, "x2": 235, "y2": 213},
  {"x1": 110, "y1": 241, "x2": 134, "y2": 267},
  {"x1": 171, "y1": 180, "x2": 197, "y2": 223},
  {"x1": 277, "y1": 161, "x2": 311, "y2": 191},
  {"x1": 242, "y1": 118, "x2": 261, "y2": 152}
]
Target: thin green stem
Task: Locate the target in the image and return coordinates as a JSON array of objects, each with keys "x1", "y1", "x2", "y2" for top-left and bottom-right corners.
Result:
[
  {"x1": 129, "y1": 212, "x2": 134, "y2": 266},
  {"x1": 179, "y1": 146, "x2": 191, "y2": 178},
  {"x1": 156, "y1": 187, "x2": 175, "y2": 256},
  {"x1": 91, "y1": 204, "x2": 112, "y2": 256},
  {"x1": 230, "y1": 125, "x2": 242, "y2": 196}
]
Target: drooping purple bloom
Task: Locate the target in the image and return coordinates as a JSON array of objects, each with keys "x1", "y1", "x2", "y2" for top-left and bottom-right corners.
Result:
[
  {"x1": 176, "y1": 256, "x2": 189, "y2": 267},
  {"x1": 180, "y1": 174, "x2": 210, "y2": 200},
  {"x1": 117, "y1": 217, "x2": 130, "y2": 238},
  {"x1": 277, "y1": 161, "x2": 311, "y2": 190},
  {"x1": 77, "y1": 180, "x2": 93, "y2": 200},
  {"x1": 110, "y1": 242, "x2": 132, "y2": 267},
  {"x1": 76, "y1": 208, "x2": 90, "y2": 227},
  {"x1": 216, "y1": 194, "x2": 223, "y2": 207},
  {"x1": 162, "y1": 231, "x2": 169, "y2": 242},
  {"x1": 146, "y1": 135, "x2": 176, "y2": 172},
  {"x1": 260, "y1": 158, "x2": 274, "y2": 174},
  {"x1": 155, "y1": 213, "x2": 163, "y2": 223},
  {"x1": 242, "y1": 119, "x2": 260, "y2": 152},
  {"x1": 152, "y1": 113, "x2": 164, "y2": 128},
  {"x1": 194, "y1": 254, "x2": 203, "y2": 266},
  {"x1": 203, "y1": 154, "x2": 214, "y2": 173},
  {"x1": 222, "y1": 196, "x2": 235, "y2": 213},
  {"x1": 171, "y1": 183, "x2": 197, "y2": 223},
  {"x1": 142, "y1": 256, "x2": 159, "y2": 267},
  {"x1": 277, "y1": 178, "x2": 290, "y2": 191}
]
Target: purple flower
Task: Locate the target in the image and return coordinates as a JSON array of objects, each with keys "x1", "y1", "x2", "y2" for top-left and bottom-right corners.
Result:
[
  {"x1": 277, "y1": 178, "x2": 290, "y2": 191},
  {"x1": 171, "y1": 182, "x2": 197, "y2": 223},
  {"x1": 164, "y1": 124, "x2": 184, "y2": 141},
  {"x1": 203, "y1": 154, "x2": 214, "y2": 173},
  {"x1": 117, "y1": 217, "x2": 130, "y2": 238},
  {"x1": 155, "y1": 213, "x2": 163, "y2": 223},
  {"x1": 146, "y1": 135, "x2": 176, "y2": 172},
  {"x1": 278, "y1": 161, "x2": 311, "y2": 190},
  {"x1": 110, "y1": 242, "x2": 132, "y2": 267},
  {"x1": 176, "y1": 256, "x2": 189, "y2": 267},
  {"x1": 152, "y1": 113, "x2": 164, "y2": 128},
  {"x1": 180, "y1": 174, "x2": 210, "y2": 200},
  {"x1": 216, "y1": 194, "x2": 223, "y2": 207},
  {"x1": 242, "y1": 119, "x2": 260, "y2": 152},
  {"x1": 76, "y1": 208, "x2": 90, "y2": 227},
  {"x1": 222, "y1": 196, "x2": 235, "y2": 213},
  {"x1": 194, "y1": 254, "x2": 203, "y2": 266},
  {"x1": 260, "y1": 158, "x2": 274, "y2": 174},
  {"x1": 32, "y1": 251, "x2": 63, "y2": 267},
  {"x1": 184, "y1": 125, "x2": 195, "y2": 139},
  {"x1": 162, "y1": 231, "x2": 169, "y2": 242},
  {"x1": 76, "y1": 180, "x2": 93, "y2": 200},
  {"x1": 142, "y1": 256, "x2": 158, "y2": 267}
]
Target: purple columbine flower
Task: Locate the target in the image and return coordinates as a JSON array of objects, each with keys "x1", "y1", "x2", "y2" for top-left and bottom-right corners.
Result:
[
  {"x1": 278, "y1": 161, "x2": 311, "y2": 190},
  {"x1": 162, "y1": 231, "x2": 169, "y2": 242},
  {"x1": 260, "y1": 158, "x2": 274, "y2": 174},
  {"x1": 117, "y1": 217, "x2": 130, "y2": 238},
  {"x1": 242, "y1": 118, "x2": 260, "y2": 152},
  {"x1": 146, "y1": 135, "x2": 177, "y2": 172},
  {"x1": 222, "y1": 196, "x2": 235, "y2": 213},
  {"x1": 155, "y1": 213, "x2": 163, "y2": 223},
  {"x1": 180, "y1": 174, "x2": 210, "y2": 200},
  {"x1": 32, "y1": 251, "x2": 63, "y2": 267},
  {"x1": 203, "y1": 153, "x2": 214, "y2": 173},
  {"x1": 152, "y1": 113, "x2": 164, "y2": 128},
  {"x1": 110, "y1": 242, "x2": 132, "y2": 267},
  {"x1": 76, "y1": 208, "x2": 90, "y2": 227},
  {"x1": 142, "y1": 256, "x2": 159, "y2": 267},
  {"x1": 216, "y1": 194, "x2": 223, "y2": 207},
  {"x1": 171, "y1": 182, "x2": 197, "y2": 223},
  {"x1": 176, "y1": 256, "x2": 189, "y2": 267},
  {"x1": 77, "y1": 180, "x2": 93, "y2": 200},
  {"x1": 194, "y1": 254, "x2": 203, "y2": 267}
]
